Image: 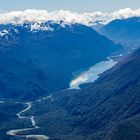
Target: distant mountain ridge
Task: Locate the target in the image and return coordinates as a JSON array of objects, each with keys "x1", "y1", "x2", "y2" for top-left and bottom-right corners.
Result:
[
  {"x1": 99, "y1": 16, "x2": 140, "y2": 49},
  {"x1": 0, "y1": 21, "x2": 121, "y2": 100}
]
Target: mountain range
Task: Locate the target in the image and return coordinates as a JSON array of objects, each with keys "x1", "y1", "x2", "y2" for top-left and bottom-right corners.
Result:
[
  {"x1": 0, "y1": 21, "x2": 121, "y2": 100},
  {"x1": 27, "y1": 47, "x2": 140, "y2": 140},
  {"x1": 0, "y1": 15, "x2": 140, "y2": 140},
  {"x1": 99, "y1": 17, "x2": 140, "y2": 49}
]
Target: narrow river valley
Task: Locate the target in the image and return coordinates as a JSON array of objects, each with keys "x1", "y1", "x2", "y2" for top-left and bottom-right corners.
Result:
[{"x1": 7, "y1": 102, "x2": 49, "y2": 140}]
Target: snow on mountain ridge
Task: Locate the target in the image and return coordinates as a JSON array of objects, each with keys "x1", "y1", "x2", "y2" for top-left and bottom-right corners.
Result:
[
  {"x1": 30, "y1": 23, "x2": 54, "y2": 32},
  {"x1": 0, "y1": 21, "x2": 67, "y2": 36},
  {"x1": 0, "y1": 30, "x2": 9, "y2": 37},
  {"x1": 0, "y1": 21, "x2": 81, "y2": 39}
]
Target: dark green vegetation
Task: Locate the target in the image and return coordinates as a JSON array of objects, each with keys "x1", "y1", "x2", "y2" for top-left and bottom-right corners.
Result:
[
  {"x1": 105, "y1": 114, "x2": 140, "y2": 140},
  {"x1": 0, "y1": 101, "x2": 30, "y2": 140},
  {"x1": 0, "y1": 19, "x2": 139, "y2": 140},
  {"x1": 0, "y1": 22, "x2": 121, "y2": 100},
  {"x1": 26, "y1": 48, "x2": 140, "y2": 140},
  {"x1": 99, "y1": 17, "x2": 140, "y2": 48}
]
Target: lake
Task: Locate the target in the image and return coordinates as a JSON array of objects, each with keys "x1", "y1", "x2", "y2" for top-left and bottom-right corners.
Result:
[{"x1": 70, "y1": 57, "x2": 117, "y2": 89}]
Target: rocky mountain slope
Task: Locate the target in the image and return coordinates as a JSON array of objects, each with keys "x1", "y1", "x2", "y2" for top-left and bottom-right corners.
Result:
[
  {"x1": 0, "y1": 21, "x2": 121, "y2": 100},
  {"x1": 27, "y1": 48, "x2": 140, "y2": 140},
  {"x1": 99, "y1": 17, "x2": 140, "y2": 49}
]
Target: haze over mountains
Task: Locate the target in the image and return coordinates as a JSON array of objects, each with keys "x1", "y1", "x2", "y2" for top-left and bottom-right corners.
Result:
[
  {"x1": 99, "y1": 17, "x2": 140, "y2": 48},
  {"x1": 0, "y1": 8, "x2": 140, "y2": 140}
]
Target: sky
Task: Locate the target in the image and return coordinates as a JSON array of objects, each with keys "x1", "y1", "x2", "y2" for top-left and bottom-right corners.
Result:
[{"x1": 1, "y1": 0, "x2": 140, "y2": 12}]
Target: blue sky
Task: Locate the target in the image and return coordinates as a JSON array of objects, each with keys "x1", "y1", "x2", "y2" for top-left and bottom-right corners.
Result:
[{"x1": 1, "y1": 0, "x2": 140, "y2": 12}]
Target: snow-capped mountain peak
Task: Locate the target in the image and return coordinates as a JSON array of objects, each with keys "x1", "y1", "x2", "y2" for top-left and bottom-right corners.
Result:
[{"x1": 0, "y1": 30, "x2": 9, "y2": 37}]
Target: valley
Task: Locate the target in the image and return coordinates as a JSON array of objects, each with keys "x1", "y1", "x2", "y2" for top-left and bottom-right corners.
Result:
[
  {"x1": 0, "y1": 10, "x2": 139, "y2": 140},
  {"x1": 2, "y1": 51, "x2": 124, "y2": 140},
  {"x1": 0, "y1": 99, "x2": 50, "y2": 140},
  {"x1": 70, "y1": 57, "x2": 117, "y2": 89},
  {"x1": 0, "y1": 22, "x2": 121, "y2": 100},
  {"x1": 5, "y1": 48, "x2": 134, "y2": 140},
  {"x1": 25, "y1": 48, "x2": 140, "y2": 140}
]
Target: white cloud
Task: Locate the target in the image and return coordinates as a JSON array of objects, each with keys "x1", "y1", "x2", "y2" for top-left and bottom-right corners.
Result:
[
  {"x1": 0, "y1": 8, "x2": 140, "y2": 25},
  {"x1": 0, "y1": 9, "x2": 105, "y2": 25},
  {"x1": 111, "y1": 8, "x2": 140, "y2": 19}
]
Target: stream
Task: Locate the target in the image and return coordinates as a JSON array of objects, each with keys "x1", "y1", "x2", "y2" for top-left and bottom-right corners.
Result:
[
  {"x1": 6, "y1": 57, "x2": 119, "y2": 139},
  {"x1": 7, "y1": 102, "x2": 49, "y2": 140}
]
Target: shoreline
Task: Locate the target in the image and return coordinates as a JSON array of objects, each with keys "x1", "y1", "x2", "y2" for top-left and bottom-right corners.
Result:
[{"x1": 70, "y1": 57, "x2": 117, "y2": 89}]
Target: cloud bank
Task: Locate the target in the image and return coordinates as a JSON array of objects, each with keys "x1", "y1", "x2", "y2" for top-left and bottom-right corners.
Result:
[{"x1": 0, "y1": 8, "x2": 140, "y2": 25}]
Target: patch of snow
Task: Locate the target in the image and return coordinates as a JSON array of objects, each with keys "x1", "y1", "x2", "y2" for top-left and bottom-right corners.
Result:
[
  {"x1": 30, "y1": 23, "x2": 54, "y2": 32},
  {"x1": 0, "y1": 30, "x2": 9, "y2": 37}
]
